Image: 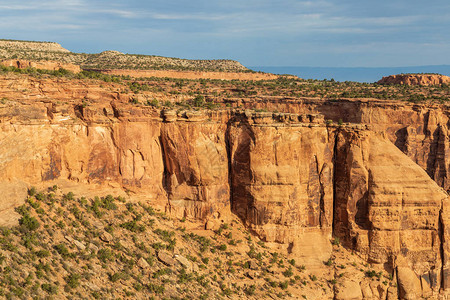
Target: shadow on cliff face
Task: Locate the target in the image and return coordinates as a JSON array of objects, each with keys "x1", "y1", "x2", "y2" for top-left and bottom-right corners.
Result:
[{"x1": 226, "y1": 116, "x2": 255, "y2": 225}]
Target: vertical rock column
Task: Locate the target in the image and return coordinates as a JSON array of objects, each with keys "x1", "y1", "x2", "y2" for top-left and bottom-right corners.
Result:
[
  {"x1": 333, "y1": 129, "x2": 446, "y2": 296},
  {"x1": 160, "y1": 112, "x2": 230, "y2": 223},
  {"x1": 228, "y1": 113, "x2": 334, "y2": 261}
]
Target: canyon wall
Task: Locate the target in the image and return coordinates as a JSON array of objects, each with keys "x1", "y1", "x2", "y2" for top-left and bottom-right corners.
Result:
[
  {"x1": 96, "y1": 68, "x2": 279, "y2": 80},
  {"x1": 236, "y1": 98, "x2": 450, "y2": 192},
  {"x1": 2, "y1": 99, "x2": 450, "y2": 297}
]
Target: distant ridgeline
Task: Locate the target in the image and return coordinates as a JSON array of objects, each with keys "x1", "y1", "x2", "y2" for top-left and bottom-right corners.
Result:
[{"x1": 0, "y1": 39, "x2": 249, "y2": 72}]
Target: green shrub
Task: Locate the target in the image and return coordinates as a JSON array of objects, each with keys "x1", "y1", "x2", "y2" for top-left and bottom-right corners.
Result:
[
  {"x1": 41, "y1": 283, "x2": 58, "y2": 294},
  {"x1": 54, "y1": 243, "x2": 70, "y2": 258},
  {"x1": 109, "y1": 272, "x2": 130, "y2": 282},
  {"x1": 217, "y1": 244, "x2": 227, "y2": 251},
  {"x1": 147, "y1": 283, "x2": 165, "y2": 294},
  {"x1": 28, "y1": 187, "x2": 37, "y2": 196},
  {"x1": 65, "y1": 273, "x2": 81, "y2": 289},
  {"x1": 279, "y1": 281, "x2": 289, "y2": 289},
  {"x1": 19, "y1": 215, "x2": 40, "y2": 231},
  {"x1": 282, "y1": 266, "x2": 293, "y2": 277},
  {"x1": 245, "y1": 284, "x2": 256, "y2": 295},
  {"x1": 97, "y1": 248, "x2": 114, "y2": 263},
  {"x1": 192, "y1": 95, "x2": 205, "y2": 107},
  {"x1": 332, "y1": 237, "x2": 340, "y2": 246}
]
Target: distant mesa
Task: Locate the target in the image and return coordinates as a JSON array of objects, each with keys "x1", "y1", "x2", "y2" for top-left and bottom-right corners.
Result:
[
  {"x1": 0, "y1": 39, "x2": 70, "y2": 53},
  {"x1": 0, "y1": 38, "x2": 282, "y2": 80},
  {"x1": 377, "y1": 73, "x2": 450, "y2": 86},
  {"x1": 99, "y1": 50, "x2": 125, "y2": 56},
  {"x1": 0, "y1": 38, "x2": 252, "y2": 75}
]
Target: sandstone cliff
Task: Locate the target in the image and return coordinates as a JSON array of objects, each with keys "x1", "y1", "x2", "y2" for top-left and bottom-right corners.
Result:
[
  {"x1": 1, "y1": 59, "x2": 81, "y2": 73},
  {"x1": 2, "y1": 73, "x2": 450, "y2": 298},
  {"x1": 378, "y1": 74, "x2": 450, "y2": 85},
  {"x1": 1, "y1": 103, "x2": 448, "y2": 298},
  {"x1": 96, "y1": 68, "x2": 278, "y2": 80}
]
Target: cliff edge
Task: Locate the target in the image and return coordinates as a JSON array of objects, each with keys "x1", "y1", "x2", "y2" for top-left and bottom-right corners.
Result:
[{"x1": 378, "y1": 73, "x2": 450, "y2": 85}]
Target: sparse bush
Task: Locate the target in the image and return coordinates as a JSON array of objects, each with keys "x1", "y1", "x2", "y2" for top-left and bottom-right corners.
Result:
[
  {"x1": 245, "y1": 284, "x2": 256, "y2": 295},
  {"x1": 282, "y1": 266, "x2": 294, "y2": 277},
  {"x1": 217, "y1": 244, "x2": 227, "y2": 251},
  {"x1": 65, "y1": 273, "x2": 81, "y2": 289},
  {"x1": 332, "y1": 237, "x2": 340, "y2": 246},
  {"x1": 97, "y1": 248, "x2": 114, "y2": 263},
  {"x1": 19, "y1": 214, "x2": 40, "y2": 231},
  {"x1": 41, "y1": 283, "x2": 58, "y2": 294}
]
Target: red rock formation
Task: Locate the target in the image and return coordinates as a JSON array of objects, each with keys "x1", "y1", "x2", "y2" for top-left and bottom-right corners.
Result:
[
  {"x1": 378, "y1": 74, "x2": 450, "y2": 85},
  {"x1": 1, "y1": 59, "x2": 81, "y2": 73},
  {"x1": 3, "y1": 75, "x2": 450, "y2": 297},
  {"x1": 334, "y1": 129, "x2": 446, "y2": 296},
  {"x1": 228, "y1": 111, "x2": 335, "y2": 262},
  {"x1": 161, "y1": 116, "x2": 230, "y2": 221},
  {"x1": 96, "y1": 68, "x2": 279, "y2": 81}
]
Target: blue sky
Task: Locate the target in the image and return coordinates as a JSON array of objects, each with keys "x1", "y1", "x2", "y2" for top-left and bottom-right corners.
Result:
[{"x1": 1, "y1": 0, "x2": 450, "y2": 67}]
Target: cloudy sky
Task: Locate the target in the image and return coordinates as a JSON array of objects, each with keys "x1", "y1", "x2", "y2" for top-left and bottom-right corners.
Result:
[{"x1": 1, "y1": 0, "x2": 450, "y2": 67}]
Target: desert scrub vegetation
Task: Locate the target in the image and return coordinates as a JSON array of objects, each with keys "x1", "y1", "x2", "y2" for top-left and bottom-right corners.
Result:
[
  {"x1": 0, "y1": 186, "x2": 350, "y2": 299},
  {"x1": 0, "y1": 65, "x2": 122, "y2": 83},
  {"x1": 2, "y1": 62, "x2": 450, "y2": 122},
  {"x1": 0, "y1": 41, "x2": 249, "y2": 72}
]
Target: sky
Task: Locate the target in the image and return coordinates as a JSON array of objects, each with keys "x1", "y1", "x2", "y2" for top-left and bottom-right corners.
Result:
[{"x1": 1, "y1": 0, "x2": 450, "y2": 68}]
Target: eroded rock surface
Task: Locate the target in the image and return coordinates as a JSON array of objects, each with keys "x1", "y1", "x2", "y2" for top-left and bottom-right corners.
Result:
[
  {"x1": 1, "y1": 59, "x2": 81, "y2": 73},
  {"x1": 228, "y1": 112, "x2": 334, "y2": 261},
  {"x1": 378, "y1": 74, "x2": 450, "y2": 86},
  {"x1": 2, "y1": 83, "x2": 450, "y2": 298}
]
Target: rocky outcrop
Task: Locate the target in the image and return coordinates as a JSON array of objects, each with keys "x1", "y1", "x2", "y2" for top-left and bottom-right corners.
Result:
[
  {"x1": 1, "y1": 59, "x2": 81, "y2": 73},
  {"x1": 378, "y1": 74, "x2": 450, "y2": 86},
  {"x1": 232, "y1": 97, "x2": 450, "y2": 193},
  {"x1": 96, "y1": 68, "x2": 278, "y2": 81}
]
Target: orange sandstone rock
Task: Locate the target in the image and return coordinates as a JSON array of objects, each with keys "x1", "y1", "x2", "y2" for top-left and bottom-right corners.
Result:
[
  {"x1": 378, "y1": 74, "x2": 450, "y2": 86},
  {"x1": 1, "y1": 59, "x2": 81, "y2": 73}
]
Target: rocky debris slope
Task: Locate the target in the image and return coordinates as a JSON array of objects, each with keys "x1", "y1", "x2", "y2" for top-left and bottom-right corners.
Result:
[
  {"x1": 1, "y1": 188, "x2": 377, "y2": 299},
  {"x1": 378, "y1": 74, "x2": 450, "y2": 85}
]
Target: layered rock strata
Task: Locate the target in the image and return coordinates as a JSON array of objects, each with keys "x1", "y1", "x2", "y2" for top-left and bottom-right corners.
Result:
[
  {"x1": 1, "y1": 59, "x2": 81, "y2": 73},
  {"x1": 378, "y1": 74, "x2": 450, "y2": 86},
  {"x1": 1, "y1": 99, "x2": 450, "y2": 297}
]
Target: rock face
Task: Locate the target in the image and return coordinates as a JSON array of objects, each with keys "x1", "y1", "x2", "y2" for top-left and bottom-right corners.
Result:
[
  {"x1": 161, "y1": 118, "x2": 230, "y2": 219},
  {"x1": 97, "y1": 68, "x2": 279, "y2": 80},
  {"x1": 378, "y1": 74, "x2": 450, "y2": 86},
  {"x1": 3, "y1": 79, "x2": 450, "y2": 297},
  {"x1": 228, "y1": 112, "x2": 334, "y2": 261},
  {"x1": 334, "y1": 129, "x2": 446, "y2": 295},
  {"x1": 1, "y1": 59, "x2": 81, "y2": 73}
]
